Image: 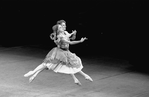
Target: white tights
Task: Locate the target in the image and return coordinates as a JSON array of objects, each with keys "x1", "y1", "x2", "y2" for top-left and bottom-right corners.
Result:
[{"x1": 24, "y1": 63, "x2": 93, "y2": 85}]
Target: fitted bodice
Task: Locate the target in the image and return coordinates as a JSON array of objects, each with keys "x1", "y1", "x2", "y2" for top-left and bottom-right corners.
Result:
[
  {"x1": 58, "y1": 39, "x2": 69, "y2": 50},
  {"x1": 55, "y1": 33, "x2": 69, "y2": 50}
]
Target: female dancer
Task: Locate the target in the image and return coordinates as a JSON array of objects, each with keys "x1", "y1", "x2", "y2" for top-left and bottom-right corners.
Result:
[{"x1": 24, "y1": 20, "x2": 93, "y2": 86}]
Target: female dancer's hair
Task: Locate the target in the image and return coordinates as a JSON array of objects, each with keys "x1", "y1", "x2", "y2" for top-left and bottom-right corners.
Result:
[
  {"x1": 50, "y1": 20, "x2": 66, "y2": 41},
  {"x1": 50, "y1": 20, "x2": 76, "y2": 41},
  {"x1": 50, "y1": 25, "x2": 57, "y2": 41},
  {"x1": 57, "y1": 20, "x2": 76, "y2": 40}
]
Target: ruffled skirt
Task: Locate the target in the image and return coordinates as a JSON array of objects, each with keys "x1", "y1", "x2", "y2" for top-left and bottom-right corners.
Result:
[{"x1": 43, "y1": 47, "x2": 83, "y2": 74}]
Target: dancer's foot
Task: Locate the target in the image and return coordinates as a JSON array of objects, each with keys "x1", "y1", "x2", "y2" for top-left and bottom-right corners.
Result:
[
  {"x1": 24, "y1": 71, "x2": 34, "y2": 77},
  {"x1": 85, "y1": 76, "x2": 93, "y2": 82},
  {"x1": 29, "y1": 76, "x2": 35, "y2": 83},
  {"x1": 74, "y1": 79, "x2": 82, "y2": 86}
]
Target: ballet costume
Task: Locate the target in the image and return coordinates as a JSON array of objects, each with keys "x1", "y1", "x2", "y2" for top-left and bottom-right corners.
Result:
[
  {"x1": 43, "y1": 39, "x2": 83, "y2": 74},
  {"x1": 24, "y1": 34, "x2": 93, "y2": 85}
]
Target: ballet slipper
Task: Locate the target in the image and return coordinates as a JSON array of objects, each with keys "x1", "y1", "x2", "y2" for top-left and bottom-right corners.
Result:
[
  {"x1": 74, "y1": 79, "x2": 82, "y2": 86},
  {"x1": 85, "y1": 76, "x2": 93, "y2": 82},
  {"x1": 24, "y1": 71, "x2": 34, "y2": 77},
  {"x1": 29, "y1": 76, "x2": 35, "y2": 83}
]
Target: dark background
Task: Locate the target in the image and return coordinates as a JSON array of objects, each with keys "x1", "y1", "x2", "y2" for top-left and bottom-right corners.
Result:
[{"x1": 0, "y1": 0, "x2": 148, "y2": 68}]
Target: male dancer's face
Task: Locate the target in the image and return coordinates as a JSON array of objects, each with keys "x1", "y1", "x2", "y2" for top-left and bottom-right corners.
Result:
[{"x1": 60, "y1": 22, "x2": 66, "y2": 31}]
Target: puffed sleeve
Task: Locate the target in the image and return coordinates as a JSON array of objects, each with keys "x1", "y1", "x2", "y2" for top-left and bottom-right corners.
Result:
[{"x1": 70, "y1": 33, "x2": 76, "y2": 40}]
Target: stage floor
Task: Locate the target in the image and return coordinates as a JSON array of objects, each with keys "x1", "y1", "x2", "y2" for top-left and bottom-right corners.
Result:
[{"x1": 0, "y1": 46, "x2": 149, "y2": 97}]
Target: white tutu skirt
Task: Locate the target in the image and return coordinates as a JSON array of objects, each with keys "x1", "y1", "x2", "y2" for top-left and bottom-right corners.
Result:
[{"x1": 43, "y1": 47, "x2": 83, "y2": 74}]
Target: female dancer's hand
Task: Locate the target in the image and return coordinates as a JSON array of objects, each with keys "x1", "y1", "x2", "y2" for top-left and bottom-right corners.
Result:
[{"x1": 80, "y1": 37, "x2": 87, "y2": 42}]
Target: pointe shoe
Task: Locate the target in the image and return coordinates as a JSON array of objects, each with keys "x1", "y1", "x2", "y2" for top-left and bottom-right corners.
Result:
[
  {"x1": 24, "y1": 71, "x2": 34, "y2": 77},
  {"x1": 74, "y1": 80, "x2": 82, "y2": 86},
  {"x1": 29, "y1": 76, "x2": 35, "y2": 83},
  {"x1": 85, "y1": 76, "x2": 93, "y2": 82}
]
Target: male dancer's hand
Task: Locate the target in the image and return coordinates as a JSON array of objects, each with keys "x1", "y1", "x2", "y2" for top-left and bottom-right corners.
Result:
[{"x1": 72, "y1": 30, "x2": 77, "y2": 34}]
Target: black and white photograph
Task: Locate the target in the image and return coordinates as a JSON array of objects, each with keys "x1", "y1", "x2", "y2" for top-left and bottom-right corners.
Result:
[{"x1": 0, "y1": 0, "x2": 148, "y2": 97}]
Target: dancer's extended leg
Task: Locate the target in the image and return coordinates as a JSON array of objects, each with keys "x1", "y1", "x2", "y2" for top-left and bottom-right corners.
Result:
[
  {"x1": 71, "y1": 74, "x2": 81, "y2": 86},
  {"x1": 79, "y1": 70, "x2": 93, "y2": 82},
  {"x1": 29, "y1": 63, "x2": 54, "y2": 83},
  {"x1": 24, "y1": 63, "x2": 46, "y2": 77}
]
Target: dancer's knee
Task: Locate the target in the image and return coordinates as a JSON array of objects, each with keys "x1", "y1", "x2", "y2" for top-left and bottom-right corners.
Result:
[
  {"x1": 41, "y1": 63, "x2": 46, "y2": 67},
  {"x1": 39, "y1": 63, "x2": 47, "y2": 69},
  {"x1": 45, "y1": 63, "x2": 53, "y2": 70}
]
